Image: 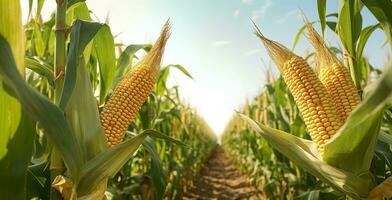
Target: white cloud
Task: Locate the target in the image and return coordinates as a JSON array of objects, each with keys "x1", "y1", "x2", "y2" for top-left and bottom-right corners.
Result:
[
  {"x1": 242, "y1": 0, "x2": 254, "y2": 4},
  {"x1": 245, "y1": 49, "x2": 261, "y2": 56},
  {"x1": 234, "y1": 9, "x2": 240, "y2": 17},
  {"x1": 275, "y1": 10, "x2": 298, "y2": 24},
  {"x1": 251, "y1": 0, "x2": 272, "y2": 20},
  {"x1": 211, "y1": 40, "x2": 232, "y2": 47}
]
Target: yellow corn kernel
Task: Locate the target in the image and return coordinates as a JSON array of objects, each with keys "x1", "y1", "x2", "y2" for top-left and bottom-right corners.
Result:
[
  {"x1": 305, "y1": 23, "x2": 361, "y2": 122},
  {"x1": 100, "y1": 21, "x2": 171, "y2": 147},
  {"x1": 253, "y1": 24, "x2": 342, "y2": 152}
]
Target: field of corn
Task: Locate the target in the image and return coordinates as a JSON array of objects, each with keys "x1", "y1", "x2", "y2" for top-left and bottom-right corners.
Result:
[{"x1": 0, "y1": 0, "x2": 392, "y2": 200}]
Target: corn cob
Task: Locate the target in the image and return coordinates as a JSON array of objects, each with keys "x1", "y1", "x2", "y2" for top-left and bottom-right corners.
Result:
[
  {"x1": 100, "y1": 21, "x2": 171, "y2": 147},
  {"x1": 263, "y1": 94, "x2": 269, "y2": 126},
  {"x1": 305, "y1": 23, "x2": 361, "y2": 122},
  {"x1": 253, "y1": 24, "x2": 342, "y2": 153}
]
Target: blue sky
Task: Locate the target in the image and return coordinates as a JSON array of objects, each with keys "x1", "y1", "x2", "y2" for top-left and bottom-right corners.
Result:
[{"x1": 22, "y1": 0, "x2": 390, "y2": 135}]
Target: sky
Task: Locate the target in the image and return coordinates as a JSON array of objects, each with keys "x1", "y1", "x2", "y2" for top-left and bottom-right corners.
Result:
[{"x1": 21, "y1": 0, "x2": 390, "y2": 136}]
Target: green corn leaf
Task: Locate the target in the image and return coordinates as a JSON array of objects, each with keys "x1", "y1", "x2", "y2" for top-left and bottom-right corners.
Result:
[
  {"x1": 326, "y1": 21, "x2": 337, "y2": 32},
  {"x1": 66, "y1": 2, "x2": 91, "y2": 26},
  {"x1": 379, "y1": 131, "x2": 392, "y2": 144},
  {"x1": 36, "y1": 0, "x2": 45, "y2": 17},
  {"x1": 157, "y1": 64, "x2": 193, "y2": 95},
  {"x1": 33, "y1": 23, "x2": 45, "y2": 57},
  {"x1": 337, "y1": 0, "x2": 363, "y2": 54},
  {"x1": 26, "y1": 162, "x2": 50, "y2": 200},
  {"x1": 361, "y1": 0, "x2": 392, "y2": 49},
  {"x1": 317, "y1": 0, "x2": 327, "y2": 36},
  {"x1": 0, "y1": 0, "x2": 24, "y2": 161},
  {"x1": 59, "y1": 20, "x2": 102, "y2": 110},
  {"x1": 145, "y1": 129, "x2": 189, "y2": 148},
  {"x1": 143, "y1": 138, "x2": 167, "y2": 200},
  {"x1": 240, "y1": 114, "x2": 374, "y2": 199},
  {"x1": 0, "y1": 111, "x2": 36, "y2": 200},
  {"x1": 64, "y1": 55, "x2": 107, "y2": 163},
  {"x1": 67, "y1": 0, "x2": 86, "y2": 9},
  {"x1": 293, "y1": 22, "x2": 316, "y2": 50},
  {"x1": 78, "y1": 130, "x2": 149, "y2": 196},
  {"x1": 0, "y1": 35, "x2": 82, "y2": 182},
  {"x1": 112, "y1": 44, "x2": 151, "y2": 89},
  {"x1": 24, "y1": 56, "x2": 54, "y2": 83},
  {"x1": 356, "y1": 24, "x2": 380, "y2": 60},
  {"x1": 61, "y1": 20, "x2": 109, "y2": 164},
  {"x1": 324, "y1": 65, "x2": 392, "y2": 174},
  {"x1": 94, "y1": 25, "x2": 116, "y2": 103}
]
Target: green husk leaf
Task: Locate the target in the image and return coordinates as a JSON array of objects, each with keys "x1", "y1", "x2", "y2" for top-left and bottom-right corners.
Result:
[
  {"x1": 240, "y1": 114, "x2": 374, "y2": 199},
  {"x1": 77, "y1": 130, "x2": 149, "y2": 196},
  {"x1": 324, "y1": 65, "x2": 392, "y2": 174},
  {"x1": 64, "y1": 55, "x2": 107, "y2": 163},
  {"x1": 59, "y1": 20, "x2": 102, "y2": 110}
]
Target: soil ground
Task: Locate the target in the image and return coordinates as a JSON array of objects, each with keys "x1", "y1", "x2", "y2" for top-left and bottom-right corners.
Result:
[{"x1": 182, "y1": 145, "x2": 263, "y2": 200}]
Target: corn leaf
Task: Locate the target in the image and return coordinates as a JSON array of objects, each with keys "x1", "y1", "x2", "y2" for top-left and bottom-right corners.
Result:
[
  {"x1": 324, "y1": 65, "x2": 392, "y2": 174},
  {"x1": 66, "y1": 2, "x2": 91, "y2": 26},
  {"x1": 26, "y1": 162, "x2": 50, "y2": 199},
  {"x1": 0, "y1": 111, "x2": 35, "y2": 200},
  {"x1": 94, "y1": 25, "x2": 116, "y2": 103},
  {"x1": 36, "y1": 0, "x2": 45, "y2": 17},
  {"x1": 293, "y1": 24, "x2": 307, "y2": 50},
  {"x1": 157, "y1": 64, "x2": 193, "y2": 95},
  {"x1": 361, "y1": 0, "x2": 392, "y2": 49},
  {"x1": 67, "y1": 0, "x2": 85, "y2": 9},
  {"x1": 379, "y1": 131, "x2": 392, "y2": 144},
  {"x1": 0, "y1": 35, "x2": 83, "y2": 181},
  {"x1": 356, "y1": 24, "x2": 380, "y2": 60},
  {"x1": 59, "y1": 20, "x2": 101, "y2": 110},
  {"x1": 78, "y1": 131, "x2": 149, "y2": 196},
  {"x1": 62, "y1": 20, "x2": 109, "y2": 165},
  {"x1": 240, "y1": 114, "x2": 374, "y2": 199},
  {"x1": 33, "y1": 24, "x2": 45, "y2": 57},
  {"x1": 143, "y1": 138, "x2": 167, "y2": 200},
  {"x1": 112, "y1": 44, "x2": 151, "y2": 89},
  {"x1": 64, "y1": 57, "x2": 107, "y2": 163},
  {"x1": 0, "y1": 0, "x2": 24, "y2": 161},
  {"x1": 317, "y1": 0, "x2": 327, "y2": 35},
  {"x1": 337, "y1": 0, "x2": 363, "y2": 54},
  {"x1": 25, "y1": 56, "x2": 54, "y2": 83}
]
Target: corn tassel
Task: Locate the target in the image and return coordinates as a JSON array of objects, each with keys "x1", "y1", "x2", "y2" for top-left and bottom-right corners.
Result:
[
  {"x1": 254, "y1": 24, "x2": 342, "y2": 152},
  {"x1": 305, "y1": 23, "x2": 361, "y2": 122},
  {"x1": 100, "y1": 21, "x2": 171, "y2": 146}
]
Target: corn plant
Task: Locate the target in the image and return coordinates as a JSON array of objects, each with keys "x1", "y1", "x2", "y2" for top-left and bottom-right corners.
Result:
[
  {"x1": 223, "y1": 0, "x2": 392, "y2": 199},
  {"x1": 0, "y1": 1, "x2": 216, "y2": 199}
]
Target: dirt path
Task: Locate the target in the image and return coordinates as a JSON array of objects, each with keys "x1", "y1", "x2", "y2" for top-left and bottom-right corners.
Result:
[{"x1": 182, "y1": 145, "x2": 262, "y2": 200}]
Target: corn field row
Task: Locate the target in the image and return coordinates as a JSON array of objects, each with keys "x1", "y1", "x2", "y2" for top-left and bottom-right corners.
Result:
[
  {"x1": 1, "y1": 0, "x2": 392, "y2": 200},
  {"x1": 0, "y1": 1, "x2": 215, "y2": 199},
  {"x1": 222, "y1": 0, "x2": 392, "y2": 199}
]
